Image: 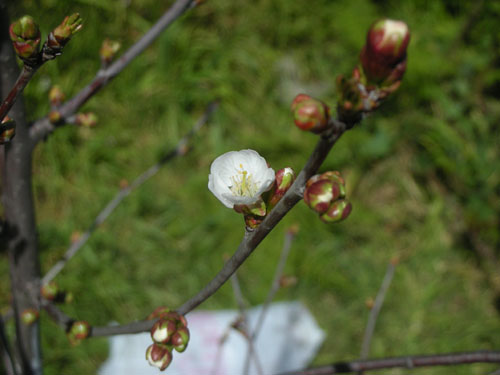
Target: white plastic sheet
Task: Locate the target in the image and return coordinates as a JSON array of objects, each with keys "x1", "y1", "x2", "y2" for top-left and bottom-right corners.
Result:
[{"x1": 99, "y1": 301, "x2": 325, "y2": 375}]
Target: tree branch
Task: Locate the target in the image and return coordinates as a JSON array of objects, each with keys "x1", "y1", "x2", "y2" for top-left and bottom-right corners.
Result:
[
  {"x1": 0, "y1": 66, "x2": 37, "y2": 123},
  {"x1": 29, "y1": 0, "x2": 199, "y2": 145},
  {"x1": 86, "y1": 119, "x2": 346, "y2": 338},
  {"x1": 41, "y1": 101, "x2": 217, "y2": 285},
  {"x1": 359, "y1": 259, "x2": 397, "y2": 367},
  {"x1": 275, "y1": 351, "x2": 500, "y2": 375}
]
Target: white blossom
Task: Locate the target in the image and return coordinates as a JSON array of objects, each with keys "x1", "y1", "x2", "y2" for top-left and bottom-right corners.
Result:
[{"x1": 208, "y1": 149, "x2": 275, "y2": 208}]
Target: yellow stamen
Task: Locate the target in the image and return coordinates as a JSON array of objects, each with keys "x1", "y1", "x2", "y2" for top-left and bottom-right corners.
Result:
[{"x1": 229, "y1": 164, "x2": 258, "y2": 197}]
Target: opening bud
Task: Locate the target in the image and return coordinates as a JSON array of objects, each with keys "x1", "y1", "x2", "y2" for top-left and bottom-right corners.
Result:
[
  {"x1": 320, "y1": 199, "x2": 352, "y2": 223},
  {"x1": 75, "y1": 112, "x2": 98, "y2": 127},
  {"x1": 146, "y1": 343, "x2": 173, "y2": 371},
  {"x1": 9, "y1": 15, "x2": 41, "y2": 59},
  {"x1": 21, "y1": 308, "x2": 39, "y2": 325},
  {"x1": 67, "y1": 320, "x2": 90, "y2": 345},
  {"x1": 100, "y1": 39, "x2": 121, "y2": 65},
  {"x1": 0, "y1": 117, "x2": 16, "y2": 144},
  {"x1": 267, "y1": 167, "x2": 295, "y2": 209},
  {"x1": 292, "y1": 94, "x2": 330, "y2": 133},
  {"x1": 171, "y1": 327, "x2": 190, "y2": 353},
  {"x1": 151, "y1": 319, "x2": 177, "y2": 344},
  {"x1": 48, "y1": 13, "x2": 83, "y2": 52},
  {"x1": 361, "y1": 19, "x2": 410, "y2": 84}
]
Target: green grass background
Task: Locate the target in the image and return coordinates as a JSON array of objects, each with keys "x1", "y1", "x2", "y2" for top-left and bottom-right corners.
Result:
[{"x1": 2, "y1": 0, "x2": 500, "y2": 374}]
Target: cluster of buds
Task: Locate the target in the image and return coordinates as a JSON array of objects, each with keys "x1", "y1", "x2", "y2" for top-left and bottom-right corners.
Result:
[
  {"x1": 9, "y1": 15, "x2": 41, "y2": 63},
  {"x1": 145, "y1": 307, "x2": 190, "y2": 371},
  {"x1": 99, "y1": 38, "x2": 121, "y2": 66},
  {"x1": 337, "y1": 19, "x2": 410, "y2": 126},
  {"x1": 303, "y1": 171, "x2": 352, "y2": 223},
  {"x1": 234, "y1": 167, "x2": 295, "y2": 229},
  {"x1": 45, "y1": 13, "x2": 83, "y2": 59},
  {"x1": 21, "y1": 308, "x2": 39, "y2": 326},
  {"x1": 67, "y1": 320, "x2": 90, "y2": 345},
  {"x1": 41, "y1": 281, "x2": 73, "y2": 304},
  {"x1": 291, "y1": 94, "x2": 331, "y2": 134},
  {"x1": 0, "y1": 116, "x2": 16, "y2": 144}
]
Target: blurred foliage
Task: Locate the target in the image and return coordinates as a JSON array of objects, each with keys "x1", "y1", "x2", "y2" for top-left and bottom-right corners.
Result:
[{"x1": 1, "y1": 0, "x2": 500, "y2": 374}]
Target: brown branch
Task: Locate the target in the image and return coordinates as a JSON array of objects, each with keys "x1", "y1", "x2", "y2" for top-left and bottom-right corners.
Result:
[
  {"x1": 86, "y1": 118, "x2": 346, "y2": 338},
  {"x1": 0, "y1": 66, "x2": 36, "y2": 123},
  {"x1": 29, "y1": 0, "x2": 198, "y2": 145},
  {"x1": 243, "y1": 227, "x2": 296, "y2": 374},
  {"x1": 275, "y1": 351, "x2": 500, "y2": 375},
  {"x1": 41, "y1": 102, "x2": 217, "y2": 285},
  {"x1": 358, "y1": 259, "x2": 397, "y2": 368}
]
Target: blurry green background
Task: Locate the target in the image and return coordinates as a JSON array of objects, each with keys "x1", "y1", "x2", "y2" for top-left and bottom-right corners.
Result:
[{"x1": 2, "y1": 0, "x2": 500, "y2": 374}]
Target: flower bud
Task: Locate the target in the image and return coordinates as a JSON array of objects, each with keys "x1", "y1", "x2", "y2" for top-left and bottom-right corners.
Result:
[
  {"x1": 41, "y1": 281, "x2": 59, "y2": 301},
  {"x1": 290, "y1": 93, "x2": 313, "y2": 111},
  {"x1": 146, "y1": 343, "x2": 172, "y2": 371},
  {"x1": 47, "y1": 13, "x2": 83, "y2": 52},
  {"x1": 147, "y1": 306, "x2": 171, "y2": 320},
  {"x1": 320, "y1": 199, "x2": 352, "y2": 223},
  {"x1": 0, "y1": 117, "x2": 16, "y2": 144},
  {"x1": 244, "y1": 214, "x2": 263, "y2": 229},
  {"x1": 171, "y1": 326, "x2": 190, "y2": 353},
  {"x1": 304, "y1": 179, "x2": 342, "y2": 214},
  {"x1": 67, "y1": 320, "x2": 90, "y2": 345},
  {"x1": 49, "y1": 110, "x2": 62, "y2": 124},
  {"x1": 267, "y1": 167, "x2": 295, "y2": 209},
  {"x1": 99, "y1": 38, "x2": 121, "y2": 65},
  {"x1": 161, "y1": 311, "x2": 188, "y2": 327},
  {"x1": 151, "y1": 319, "x2": 177, "y2": 344},
  {"x1": 21, "y1": 308, "x2": 39, "y2": 325},
  {"x1": 75, "y1": 112, "x2": 98, "y2": 128},
  {"x1": 9, "y1": 15, "x2": 41, "y2": 59},
  {"x1": 49, "y1": 86, "x2": 65, "y2": 106},
  {"x1": 292, "y1": 95, "x2": 330, "y2": 133},
  {"x1": 360, "y1": 19, "x2": 410, "y2": 84}
]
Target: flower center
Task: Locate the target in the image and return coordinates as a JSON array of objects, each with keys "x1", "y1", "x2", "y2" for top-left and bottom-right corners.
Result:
[{"x1": 229, "y1": 164, "x2": 259, "y2": 197}]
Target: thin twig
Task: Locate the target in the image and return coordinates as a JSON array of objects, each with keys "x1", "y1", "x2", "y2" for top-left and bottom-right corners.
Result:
[
  {"x1": 243, "y1": 227, "x2": 297, "y2": 374},
  {"x1": 230, "y1": 272, "x2": 264, "y2": 375},
  {"x1": 0, "y1": 315, "x2": 18, "y2": 375},
  {"x1": 88, "y1": 118, "x2": 346, "y2": 337},
  {"x1": 29, "y1": 0, "x2": 198, "y2": 145},
  {"x1": 41, "y1": 101, "x2": 218, "y2": 285},
  {"x1": 274, "y1": 351, "x2": 500, "y2": 375},
  {"x1": 0, "y1": 65, "x2": 36, "y2": 122},
  {"x1": 358, "y1": 259, "x2": 397, "y2": 370},
  {"x1": 40, "y1": 300, "x2": 73, "y2": 331}
]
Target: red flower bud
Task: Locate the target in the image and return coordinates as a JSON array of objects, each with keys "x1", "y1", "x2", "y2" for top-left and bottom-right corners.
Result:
[
  {"x1": 171, "y1": 326, "x2": 190, "y2": 353},
  {"x1": 267, "y1": 167, "x2": 295, "y2": 209},
  {"x1": 361, "y1": 19, "x2": 410, "y2": 84},
  {"x1": 146, "y1": 343, "x2": 172, "y2": 371},
  {"x1": 320, "y1": 199, "x2": 352, "y2": 223},
  {"x1": 151, "y1": 319, "x2": 177, "y2": 344},
  {"x1": 292, "y1": 95, "x2": 330, "y2": 133},
  {"x1": 21, "y1": 308, "x2": 39, "y2": 325},
  {"x1": 304, "y1": 179, "x2": 342, "y2": 214},
  {"x1": 41, "y1": 281, "x2": 59, "y2": 301},
  {"x1": 67, "y1": 321, "x2": 90, "y2": 345}
]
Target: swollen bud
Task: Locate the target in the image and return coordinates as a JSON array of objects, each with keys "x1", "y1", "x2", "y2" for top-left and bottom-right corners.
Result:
[
  {"x1": 146, "y1": 343, "x2": 173, "y2": 371},
  {"x1": 67, "y1": 320, "x2": 90, "y2": 345},
  {"x1": 49, "y1": 86, "x2": 66, "y2": 106},
  {"x1": 151, "y1": 319, "x2": 177, "y2": 344},
  {"x1": 100, "y1": 39, "x2": 121, "y2": 65},
  {"x1": 21, "y1": 308, "x2": 39, "y2": 325},
  {"x1": 267, "y1": 167, "x2": 295, "y2": 209},
  {"x1": 291, "y1": 94, "x2": 330, "y2": 133},
  {"x1": 147, "y1": 306, "x2": 171, "y2": 320},
  {"x1": 9, "y1": 15, "x2": 41, "y2": 60},
  {"x1": 320, "y1": 199, "x2": 352, "y2": 223},
  {"x1": 171, "y1": 327, "x2": 190, "y2": 353},
  {"x1": 304, "y1": 179, "x2": 342, "y2": 214},
  {"x1": 41, "y1": 281, "x2": 59, "y2": 301},
  {"x1": 360, "y1": 19, "x2": 410, "y2": 84}
]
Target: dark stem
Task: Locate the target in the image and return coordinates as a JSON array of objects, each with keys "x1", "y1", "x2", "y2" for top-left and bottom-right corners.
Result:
[
  {"x1": 29, "y1": 0, "x2": 197, "y2": 145},
  {"x1": 275, "y1": 351, "x2": 500, "y2": 375},
  {"x1": 0, "y1": 2, "x2": 42, "y2": 374},
  {"x1": 243, "y1": 228, "x2": 296, "y2": 374},
  {"x1": 41, "y1": 101, "x2": 217, "y2": 285}
]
